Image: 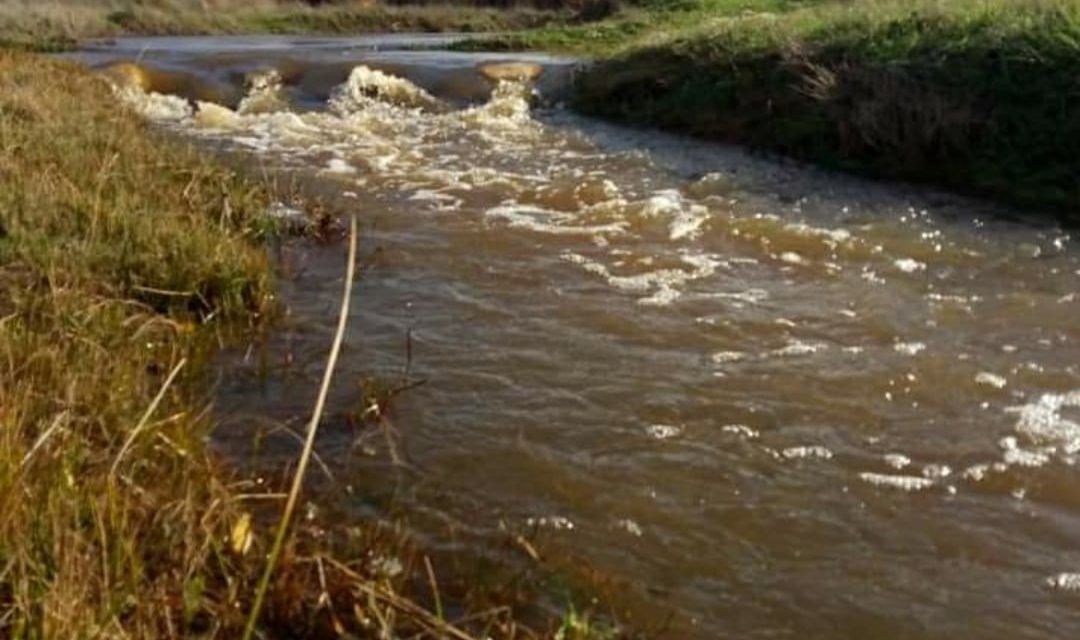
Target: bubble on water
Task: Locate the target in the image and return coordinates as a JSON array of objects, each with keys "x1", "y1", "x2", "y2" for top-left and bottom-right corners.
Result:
[
  {"x1": 615, "y1": 519, "x2": 644, "y2": 537},
  {"x1": 894, "y1": 258, "x2": 926, "y2": 273},
  {"x1": 921, "y1": 464, "x2": 952, "y2": 479},
  {"x1": 1047, "y1": 573, "x2": 1080, "y2": 592},
  {"x1": 975, "y1": 372, "x2": 1007, "y2": 389},
  {"x1": 1007, "y1": 390, "x2": 1080, "y2": 454},
  {"x1": 782, "y1": 445, "x2": 833, "y2": 460},
  {"x1": 772, "y1": 339, "x2": 829, "y2": 357},
  {"x1": 779, "y1": 252, "x2": 805, "y2": 265},
  {"x1": 883, "y1": 453, "x2": 911, "y2": 470},
  {"x1": 526, "y1": 516, "x2": 575, "y2": 530},
  {"x1": 722, "y1": 424, "x2": 759, "y2": 439},
  {"x1": 894, "y1": 342, "x2": 926, "y2": 356},
  {"x1": 961, "y1": 464, "x2": 991, "y2": 481},
  {"x1": 999, "y1": 436, "x2": 1053, "y2": 468},
  {"x1": 859, "y1": 473, "x2": 935, "y2": 491},
  {"x1": 646, "y1": 424, "x2": 683, "y2": 440},
  {"x1": 711, "y1": 351, "x2": 746, "y2": 364}
]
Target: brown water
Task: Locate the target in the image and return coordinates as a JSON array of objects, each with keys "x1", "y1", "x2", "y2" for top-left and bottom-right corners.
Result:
[{"x1": 76, "y1": 37, "x2": 1080, "y2": 639}]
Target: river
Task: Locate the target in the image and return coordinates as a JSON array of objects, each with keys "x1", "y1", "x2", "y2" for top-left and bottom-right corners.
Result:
[{"x1": 72, "y1": 36, "x2": 1080, "y2": 639}]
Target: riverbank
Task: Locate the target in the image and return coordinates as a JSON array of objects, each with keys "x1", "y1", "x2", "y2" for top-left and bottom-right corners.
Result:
[
  {"x1": 0, "y1": 51, "x2": 619, "y2": 638},
  {"x1": 468, "y1": 0, "x2": 1080, "y2": 217},
  {"x1": 0, "y1": 0, "x2": 568, "y2": 52}
]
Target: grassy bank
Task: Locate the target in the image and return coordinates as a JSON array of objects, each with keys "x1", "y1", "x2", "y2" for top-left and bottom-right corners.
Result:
[
  {"x1": 473, "y1": 0, "x2": 1080, "y2": 216},
  {"x1": 0, "y1": 0, "x2": 568, "y2": 52},
  {"x1": 0, "y1": 51, "x2": 615, "y2": 638},
  {"x1": 0, "y1": 48, "x2": 281, "y2": 636}
]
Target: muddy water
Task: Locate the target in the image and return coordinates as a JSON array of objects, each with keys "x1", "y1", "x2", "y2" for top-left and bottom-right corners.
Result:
[{"x1": 78, "y1": 37, "x2": 1080, "y2": 639}]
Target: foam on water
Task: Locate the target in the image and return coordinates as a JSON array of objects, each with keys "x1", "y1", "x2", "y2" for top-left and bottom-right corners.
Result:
[
  {"x1": 782, "y1": 445, "x2": 834, "y2": 460},
  {"x1": 859, "y1": 473, "x2": 936, "y2": 492},
  {"x1": 646, "y1": 424, "x2": 684, "y2": 440},
  {"x1": 329, "y1": 65, "x2": 443, "y2": 114}
]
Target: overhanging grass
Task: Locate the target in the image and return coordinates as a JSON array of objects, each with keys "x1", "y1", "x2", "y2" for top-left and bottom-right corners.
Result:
[
  {"x1": 0, "y1": 49, "x2": 277, "y2": 636},
  {"x1": 0, "y1": 51, "x2": 630, "y2": 638},
  {"x1": 571, "y1": 0, "x2": 1080, "y2": 216}
]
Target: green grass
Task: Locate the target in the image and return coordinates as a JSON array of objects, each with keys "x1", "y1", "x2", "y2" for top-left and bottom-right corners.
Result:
[
  {"x1": 452, "y1": 0, "x2": 824, "y2": 55},
  {"x1": 471, "y1": 0, "x2": 1080, "y2": 216}
]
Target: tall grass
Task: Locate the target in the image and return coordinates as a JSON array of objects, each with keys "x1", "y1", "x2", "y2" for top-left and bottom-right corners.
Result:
[{"x1": 0, "y1": 49, "x2": 274, "y2": 636}]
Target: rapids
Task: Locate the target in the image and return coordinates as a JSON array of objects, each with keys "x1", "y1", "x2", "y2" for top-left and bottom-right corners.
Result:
[{"x1": 75, "y1": 36, "x2": 1080, "y2": 640}]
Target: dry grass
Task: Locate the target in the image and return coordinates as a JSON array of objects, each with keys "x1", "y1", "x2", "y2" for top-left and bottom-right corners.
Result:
[
  {"x1": 0, "y1": 0, "x2": 568, "y2": 51},
  {"x1": 0, "y1": 48, "x2": 274, "y2": 636},
  {"x1": 0, "y1": 50, "x2": 628, "y2": 638}
]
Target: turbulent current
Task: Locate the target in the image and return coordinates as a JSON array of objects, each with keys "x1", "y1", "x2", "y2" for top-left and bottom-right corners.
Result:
[{"x1": 79, "y1": 36, "x2": 1080, "y2": 640}]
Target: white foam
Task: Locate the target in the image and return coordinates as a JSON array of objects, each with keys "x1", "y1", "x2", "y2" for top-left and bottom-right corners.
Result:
[
  {"x1": 329, "y1": 65, "x2": 441, "y2": 114},
  {"x1": 1047, "y1": 573, "x2": 1080, "y2": 592},
  {"x1": 526, "y1": 516, "x2": 575, "y2": 530},
  {"x1": 487, "y1": 204, "x2": 625, "y2": 237},
  {"x1": 1007, "y1": 390, "x2": 1080, "y2": 454},
  {"x1": 772, "y1": 339, "x2": 829, "y2": 357},
  {"x1": 615, "y1": 519, "x2": 644, "y2": 537},
  {"x1": 921, "y1": 464, "x2": 952, "y2": 479},
  {"x1": 562, "y1": 251, "x2": 720, "y2": 306},
  {"x1": 894, "y1": 258, "x2": 926, "y2": 273},
  {"x1": 883, "y1": 453, "x2": 911, "y2": 470},
  {"x1": 975, "y1": 372, "x2": 1007, "y2": 389},
  {"x1": 711, "y1": 351, "x2": 746, "y2": 364},
  {"x1": 646, "y1": 424, "x2": 683, "y2": 440},
  {"x1": 894, "y1": 342, "x2": 926, "y2": 356},
  {"x1": 782, "y1": 445, "x2": 833, "y2": 460},
  {"x1": 117, "y1": 86, "x2": 193, "y2": 122},
  {"x1": 722, "y1": 424, "x2": 759, "y2": 439},
  {"x1": 859, "y1": 473, "x2": 935, "y2": 491},
  {"x1": 961, "y1": 464, "x2": 991, "y2": 481}
]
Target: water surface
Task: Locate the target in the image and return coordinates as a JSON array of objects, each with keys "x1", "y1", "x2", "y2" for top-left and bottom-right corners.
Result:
[{"x1": 77, "y1": 36, "x2": 1080, "y2": 639}]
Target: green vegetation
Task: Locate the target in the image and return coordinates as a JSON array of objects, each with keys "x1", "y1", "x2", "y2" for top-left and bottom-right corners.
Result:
[
  {"x1": 472, "y1": 0, "x2": 1080, "y2": 215},
  {"x1": 0, "y1": 0, "x2": 567, "y2": 52}
]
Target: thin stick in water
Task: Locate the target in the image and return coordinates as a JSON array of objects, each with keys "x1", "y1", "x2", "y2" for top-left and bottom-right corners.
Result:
[{"x1": 242, "y1": 215, "x2": 358, "y2": 640}]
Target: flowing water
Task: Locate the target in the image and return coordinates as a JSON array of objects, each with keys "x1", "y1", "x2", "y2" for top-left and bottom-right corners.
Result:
[{"x1": 73, "y1": 36, "x2": 1080, "y2": 639}]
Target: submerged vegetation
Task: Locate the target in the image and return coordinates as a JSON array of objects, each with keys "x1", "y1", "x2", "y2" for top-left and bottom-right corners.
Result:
[{"x1": 472, "y1": 0, "x2": 1080, "y2": 215}]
